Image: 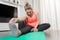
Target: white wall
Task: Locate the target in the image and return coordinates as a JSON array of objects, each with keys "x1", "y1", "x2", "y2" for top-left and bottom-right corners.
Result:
[
  {"x1": 39, "y1": 0, "x2": 57, "y2": 30},
  {"x1": 55, "y1": 0, "x2": 60, "y2": 30},
  {"x1": 30, "y1": 0, "x2": 60, "y2": 30}
]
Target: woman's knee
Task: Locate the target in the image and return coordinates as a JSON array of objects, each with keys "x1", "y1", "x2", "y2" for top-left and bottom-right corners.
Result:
[
  {"x1": 38, "y1": 23, "x2": 50, "y2": 31},
  {"x1": 38, "y1": 23, "x2": 50, "y2": 29},
  {"x1": 42, "y1": 23, "x2": 50, "y2": 28}
]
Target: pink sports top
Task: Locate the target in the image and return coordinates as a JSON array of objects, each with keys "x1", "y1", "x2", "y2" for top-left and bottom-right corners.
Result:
[{"x1": 26, "y1": 10, "x2": 38, "y2": 27}]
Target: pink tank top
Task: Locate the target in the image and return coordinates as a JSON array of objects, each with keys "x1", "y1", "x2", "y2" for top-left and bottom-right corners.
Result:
[{"x1": 26, "y1": 10, "x2": 38, "y2": 27}]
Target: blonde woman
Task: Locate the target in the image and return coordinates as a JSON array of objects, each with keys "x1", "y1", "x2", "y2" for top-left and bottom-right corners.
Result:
[{"x1": 9, "y1": 3, "x2": 50, "y2": 37}]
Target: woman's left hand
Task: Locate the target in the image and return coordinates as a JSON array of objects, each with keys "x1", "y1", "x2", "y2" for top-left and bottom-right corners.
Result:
[{"x1": 33, "y1": 27, "x2": 38, "y2": 32}]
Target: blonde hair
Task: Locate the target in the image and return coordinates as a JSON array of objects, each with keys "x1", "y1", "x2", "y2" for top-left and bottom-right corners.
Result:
[{"x1": 24, "y1": 2, "x2": 32, "y2": 10}]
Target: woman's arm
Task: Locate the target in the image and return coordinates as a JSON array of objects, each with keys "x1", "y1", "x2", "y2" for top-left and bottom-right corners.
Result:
[
  {"x1": 9, "y1": 16, "x2": 26, "y2": 25},
  {"x1": 35, "y1": 13, "x2": 40, "y2": 28},
  {"x1": 9, "y1": 18, "x2": 18, "y2": 25},
  {"x1": 17, "y1": 16, "x2": 26, "y2": 22},
  {"x1": 33, "y1": 10, "x2": 40, "y2": 32},
  {"x1": 33, "y1": 13, "x2": 40, "y2": 32},
  {"x1": 32, "y1": 10, "x2": 40, "y2": 28}
]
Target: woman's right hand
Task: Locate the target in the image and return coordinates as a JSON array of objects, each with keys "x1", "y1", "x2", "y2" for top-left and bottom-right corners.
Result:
[{"x1": 9, "y1": 18, "x2": 17, "y2": 25}]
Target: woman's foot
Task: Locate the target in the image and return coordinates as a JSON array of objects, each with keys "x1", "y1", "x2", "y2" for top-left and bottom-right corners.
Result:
[{"x1": 9, "y1": 24, "x2": 19, "y2": 37}]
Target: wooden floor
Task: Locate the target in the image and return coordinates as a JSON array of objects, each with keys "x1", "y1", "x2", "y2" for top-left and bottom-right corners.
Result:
[
  {"x1": 0, "y1": 30, "x2": 60, "y2": 40},
  {"x1": 45, "y1": 30, "x2": 60, "y2": 40}
]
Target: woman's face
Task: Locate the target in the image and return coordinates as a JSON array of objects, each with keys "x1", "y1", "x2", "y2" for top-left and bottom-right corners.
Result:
[{"x1": 25, "y1": 9, "x2": 32, "y2": 16}]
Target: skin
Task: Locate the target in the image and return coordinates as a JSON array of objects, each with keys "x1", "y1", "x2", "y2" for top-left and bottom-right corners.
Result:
[{"x1": 9, "y1": 9, "x2": 39, "y2": 32}]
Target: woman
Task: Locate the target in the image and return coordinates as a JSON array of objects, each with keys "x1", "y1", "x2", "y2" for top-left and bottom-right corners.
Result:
[{"x1": 9, "y1": 3, "x2": 50, "y2": 37}]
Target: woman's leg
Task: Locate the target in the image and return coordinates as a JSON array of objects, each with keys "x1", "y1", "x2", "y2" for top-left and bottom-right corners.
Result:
[
  {"x1": 9, "y1": 24, "x2": 20, "y2": 37},
  {"x1": 9, "y1": 24, "x2": 32, "y2": 37},
  {"x1": 20, "y1": 25, "x2": 33, "y2": 35},
  {"x1": 37, "y1": 23, "x2": 50, "y2": 31},
  {"x1": 18, "y1": 20, "x2": 26, "y2": 29}
]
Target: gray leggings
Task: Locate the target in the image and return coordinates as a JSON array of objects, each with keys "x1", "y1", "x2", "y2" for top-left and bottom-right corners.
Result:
[{"x1": 9, "y1": 22, "x2": 50, "y2": 37}]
